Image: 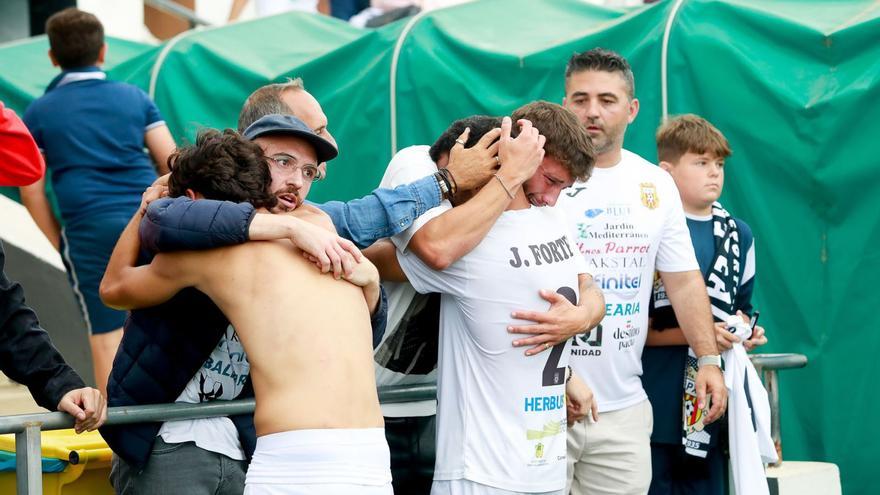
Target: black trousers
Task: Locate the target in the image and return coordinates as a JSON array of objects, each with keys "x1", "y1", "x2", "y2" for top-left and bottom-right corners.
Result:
[
  {"x1": 385, "y1": 415, "x2": 436, "y2": 495},
  {"x1": 649, "y1": 443, "x2": 728, "y2": 495}
]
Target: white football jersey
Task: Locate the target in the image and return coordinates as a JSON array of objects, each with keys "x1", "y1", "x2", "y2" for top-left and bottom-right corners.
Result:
[
  {"x1": 398, "y1": 206, "x2": 587, "y2": 492},
  {"x1": 557, "y1": 149, "x2": 698, "y2": 413}
]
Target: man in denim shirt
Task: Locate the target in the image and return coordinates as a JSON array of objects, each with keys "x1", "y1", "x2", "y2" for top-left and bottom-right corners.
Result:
[{"x1": 103, "y1": 81, "x2": 510, "y2": 494}]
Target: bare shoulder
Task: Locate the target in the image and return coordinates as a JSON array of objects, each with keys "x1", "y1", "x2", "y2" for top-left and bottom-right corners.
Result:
[
  {"x1": 289, "y1": 204, "x2": 336, "y2": 233},
  {"x1": 150, "y1": 249, "x2": 215, "y2": 286}
]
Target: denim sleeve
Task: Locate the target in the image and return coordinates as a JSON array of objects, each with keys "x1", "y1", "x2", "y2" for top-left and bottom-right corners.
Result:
[
  {"x1": 140, "y1": 197, "x2": 256, "y2": 254},
  {"x1": 371, "y1": 285, "x2": 389, "y2": 349},
  {"x1": 316, "y1": 174, "x2": 441, "y2": 248}
]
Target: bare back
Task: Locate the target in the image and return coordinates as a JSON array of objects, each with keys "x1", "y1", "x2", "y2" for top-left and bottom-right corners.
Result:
[{"x1": 190, "y1": 239, "x2": 383, "y2": 436}]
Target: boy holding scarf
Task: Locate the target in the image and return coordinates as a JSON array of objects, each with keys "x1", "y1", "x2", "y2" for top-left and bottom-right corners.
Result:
[{"x1": 643, "y1": 114, "x2": 770, "y2": 494}]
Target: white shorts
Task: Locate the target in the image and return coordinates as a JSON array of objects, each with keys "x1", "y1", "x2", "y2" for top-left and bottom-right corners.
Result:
[
  {"x1": 244, "y1": 427, "x2": 393, "y2": 495},
  {"x1": 432, "y1": 479, "x2": 564, "y2": 495}
]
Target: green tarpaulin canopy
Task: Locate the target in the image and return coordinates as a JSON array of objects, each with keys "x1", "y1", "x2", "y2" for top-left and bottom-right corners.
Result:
[{"x1": 2, "y1": 1, "x2": 878, "y2": 492}]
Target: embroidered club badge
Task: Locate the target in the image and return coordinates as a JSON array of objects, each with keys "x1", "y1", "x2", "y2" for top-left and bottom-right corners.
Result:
[{"x1": 640, "y1": 182, "x2": 659, "y2": 209}]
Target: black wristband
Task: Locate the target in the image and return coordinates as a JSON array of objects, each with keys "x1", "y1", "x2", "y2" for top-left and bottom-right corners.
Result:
[
  {"x1": 434, "y1": 171, "x2": 451, "y2": 200},
  {"x1": 436, "y1": 169, "x2": 454, "y2": 199},
  {"x1": 442, "y1": 167, "x2": 458, "y2": 195}
]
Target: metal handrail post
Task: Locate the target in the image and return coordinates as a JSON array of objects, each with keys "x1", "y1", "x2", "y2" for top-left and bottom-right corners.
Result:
[
  {"x1": 763, "y1": 368, "x2": 781, "y2": 463},
  {"x1": 749, "y1": 353, "x2": 807, "y2": 467},
  {"x1": 15, "y1": 422, "x2": 42, "y2": 495}
]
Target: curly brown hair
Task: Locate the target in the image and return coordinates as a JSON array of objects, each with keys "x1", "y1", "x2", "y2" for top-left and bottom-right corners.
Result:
[{"x1": 168, "y1": 129, "x2": 278, "y2": 209}]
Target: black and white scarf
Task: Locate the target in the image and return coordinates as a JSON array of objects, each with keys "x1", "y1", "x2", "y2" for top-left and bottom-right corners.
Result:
[{"x1": 653, "y1": 201, "x2": 740, "y2": 457}]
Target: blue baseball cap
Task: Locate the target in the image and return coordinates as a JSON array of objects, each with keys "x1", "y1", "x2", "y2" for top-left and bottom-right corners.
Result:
[{"x1": 243, "y1": 114, "x2": 338, "y2": 163}]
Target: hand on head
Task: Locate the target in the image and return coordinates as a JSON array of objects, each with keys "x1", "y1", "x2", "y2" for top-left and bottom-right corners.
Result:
[
  {"x1": 497, "y1": 117, "x2": 546, "y2": 186},
  {"x1": 444, "y1": 126, "x2": 502, "y2": 191},
  {"x1": 139, "y1": 174, "x2": 170, "y2": 214}
]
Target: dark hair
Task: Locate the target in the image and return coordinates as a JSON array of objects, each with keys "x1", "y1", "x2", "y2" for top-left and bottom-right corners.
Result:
[
  {"x1": 46, "y1": 8, "x2": 104, "y2": 70},
  {"x1": 238, "y1": 78, "x2": 305, "y2": 132},
  {"x1": 656, "y1": 114, "x2": 731, "y2": 164},
  {"x1": 511, "y1": 101, "x2": 594, "y2": 181},
  {"x1": 565, "y1": 48, "x2": 635, "y2": 99},
  {"x1": 168, "y1": 129, "x2": 278, "y2": 209},
  {"x1": 429, "y1": 115, "x2": 503, "y2": 163}
]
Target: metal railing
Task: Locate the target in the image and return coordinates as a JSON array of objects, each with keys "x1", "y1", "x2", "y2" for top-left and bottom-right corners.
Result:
[
  {"x1": 0, "y1": 384, "x2": 437, "y2": 495},
  {"x1": 750, "y1": 353, "x2": 808, "y2": 466},
  {"x1": 0, "y1": 356, "x2": 806, "y2": 494}
]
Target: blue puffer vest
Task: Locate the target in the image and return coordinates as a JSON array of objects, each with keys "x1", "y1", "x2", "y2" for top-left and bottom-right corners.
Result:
[{"x1": 100, "y1": 198, "x2": 256, "y2": 469}]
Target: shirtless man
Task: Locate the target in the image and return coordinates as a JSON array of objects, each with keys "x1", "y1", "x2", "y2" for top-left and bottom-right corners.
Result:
[{"x1": 100, "y1": 118, "x2": 391, "y2": 494}]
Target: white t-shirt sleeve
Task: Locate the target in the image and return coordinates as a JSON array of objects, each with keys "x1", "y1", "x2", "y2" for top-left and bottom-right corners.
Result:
[
  {"x1": 655, "y1": 173, "x2": 700, "y2": 273},
  {"x1": 573, "y1": 243, "x2": 589, "y2": 275},
  {"x1": 378, "y1": 145, "x2": 450, "y2": 251},
  {"x1": 392, "y1": 201, "x2": 452, "y2": 251},
  {"x1": 396, "y1": 249, "x2": 468, "y2": 297}
]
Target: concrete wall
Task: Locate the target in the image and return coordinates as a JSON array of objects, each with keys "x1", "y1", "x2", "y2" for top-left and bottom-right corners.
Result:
[{"x1": 0, "y1": 195, "x2": 94, "y2": 386}]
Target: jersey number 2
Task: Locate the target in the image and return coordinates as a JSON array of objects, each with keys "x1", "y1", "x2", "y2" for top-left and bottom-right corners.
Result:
[{"x1": 542, "y1": 286, "x2": 576, "y2": 387}]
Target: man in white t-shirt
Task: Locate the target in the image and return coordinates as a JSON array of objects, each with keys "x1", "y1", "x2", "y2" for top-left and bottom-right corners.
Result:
[
  {"x1": 558, "y1": 48, "x2": 728, "y2": 495},
  {"x1": 369, "y1": 101, "x2": 601, "y2": 494},
  {"x1": 375, "y1": 116, "x2": 506, "y2": 493}
]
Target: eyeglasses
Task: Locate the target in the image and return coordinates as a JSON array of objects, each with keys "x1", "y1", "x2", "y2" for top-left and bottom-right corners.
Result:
[{"x1": 266, "y1": 153, "x2": 323, "y2": 182}]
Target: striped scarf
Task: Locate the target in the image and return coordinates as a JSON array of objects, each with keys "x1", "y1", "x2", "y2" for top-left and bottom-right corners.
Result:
[{"x1": 653, "y1": 201, "x2": 740, "y2": 457}]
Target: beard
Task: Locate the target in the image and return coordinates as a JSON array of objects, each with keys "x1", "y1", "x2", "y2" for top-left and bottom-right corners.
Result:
[
  {"x1": 271, "y1": 187, "x2": 301, "y2": 212},
  {"x1": 584, "y1": 119, "x2": 627, "y2": 155}
]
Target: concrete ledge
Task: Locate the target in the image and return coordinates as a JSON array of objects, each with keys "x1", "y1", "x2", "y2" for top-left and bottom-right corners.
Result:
[{"x1": 767, "y1": 461, "x2": 841, "y2": 495}]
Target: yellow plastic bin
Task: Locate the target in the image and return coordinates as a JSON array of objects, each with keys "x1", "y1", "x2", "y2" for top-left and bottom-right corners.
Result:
[{"x1": 0, "y1": 429, "x2": 113, "y2": 494}]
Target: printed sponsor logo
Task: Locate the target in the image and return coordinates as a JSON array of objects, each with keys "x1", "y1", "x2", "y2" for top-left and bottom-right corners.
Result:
[
  {"x1": 524, "y1": 394, "x2": 565, "y2": 412},
  {"x1": 612, "y1": 320, "x2": 641, "y2": 350},
  {"x1": 605, "y1": 302, "x2": 641, "y2": 316},
  {"x1": 606, "y1": 204, "x2": 632, "y2": 216},
  {"x1": 526, "y1": 419, "x2": 564, "y2": 440},
  {"x1": 525, "y1": 420, "x2": 566, "y2": 467},
  {"x1": 583, "y1": 230, "x2": 650, "y2": 241},
  {"x1": 593, "y1": 272, "x2": 642, "y2": 299},
  {"x1": 584, "y1": 208, "x2": 603, "y2": 218},
  {"x1": 566, "y1": 187, "x2": 587, "y2": 198},
  {"x1": 571, "y1": 325, "x2": 602, "y2": 355},
  {"x1": 604, "y1": 242, "x2": 650, "y2": 254},
  {"x1": 588, "y1": 256, "x2": 646, "y2": 270}
]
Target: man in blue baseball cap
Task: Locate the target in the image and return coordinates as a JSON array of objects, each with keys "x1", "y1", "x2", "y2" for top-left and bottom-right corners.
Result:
[
  {"x1": 242, "y1": 113, "x2": 338, "y2": 213},
  {"x1": 102, "y1": 123, "x2": 392, "y2": 494}
]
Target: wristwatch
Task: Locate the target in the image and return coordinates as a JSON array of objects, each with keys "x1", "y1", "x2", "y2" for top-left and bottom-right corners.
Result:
[{"x1": 697, "y1": 354, "x2": 722, "y2": 369}]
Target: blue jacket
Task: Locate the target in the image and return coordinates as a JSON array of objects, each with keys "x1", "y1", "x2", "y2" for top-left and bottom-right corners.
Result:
[{"x1": 102, "y1": 176, "x2": 440, "y2": 469}]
